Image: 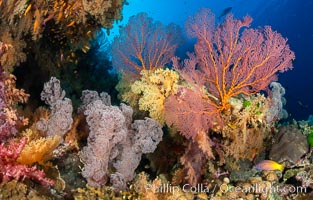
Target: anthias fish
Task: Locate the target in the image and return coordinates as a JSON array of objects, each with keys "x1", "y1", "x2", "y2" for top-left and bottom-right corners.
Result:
[
  {"x1": 24, "y1": 4, "x2": 32, "y2": 16},
  {"x1": 254, "y1": 160, "x2": 284, "y2": 171},
  {"x1": 218, "y1": 7, "x2": 232, "y2": 20}
]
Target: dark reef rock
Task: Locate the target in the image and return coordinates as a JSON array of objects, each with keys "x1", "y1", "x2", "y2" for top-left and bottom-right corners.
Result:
[
  {"x1": 269, "y1": 126, "x2": 309, "y2": 167},
  {"x1": 0, "y1": 180, "x2": 53, "y2": 200}
]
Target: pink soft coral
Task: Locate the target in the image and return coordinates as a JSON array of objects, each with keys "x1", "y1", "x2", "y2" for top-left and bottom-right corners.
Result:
[
  {"x1": 0, "y1": 42, "x2": 28, "y2": 141},
  {"x1": 0, "y1": 69, "x2": 28, "y2": 141},
  {"x1": 0, "y1": 137, "x2": 54, "y2": 186}
]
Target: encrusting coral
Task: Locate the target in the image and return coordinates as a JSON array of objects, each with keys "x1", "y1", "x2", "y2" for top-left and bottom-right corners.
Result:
[{"x1": 0, "y1": 180, "x2": 54, "y2": 200}]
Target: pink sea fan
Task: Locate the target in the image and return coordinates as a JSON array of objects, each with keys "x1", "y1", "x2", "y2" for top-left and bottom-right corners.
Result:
[
  {"x1": 184, "y1": 8, "x2": 294, "y2": 108},
  {"x1": 165, "y1": 87, "x2": 221, "y2": 139},
  {"x1": 112, "y1": 12, "x2": 182, "y2": 75},
  {"x1": 165, "y1": 8, "x2": 294, "y2": 138}
]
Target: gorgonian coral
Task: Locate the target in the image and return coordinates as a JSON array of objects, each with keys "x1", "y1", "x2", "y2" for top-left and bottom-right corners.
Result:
[
  {"x1": 166, "y1": 8, "x2": 294, "y2": 141},
  {"x1": 164, "y1": 8, "x2": 295, "y2": 184},
  {"x1": 112, "y1": 12, "x2": 182, "y2": 76}
]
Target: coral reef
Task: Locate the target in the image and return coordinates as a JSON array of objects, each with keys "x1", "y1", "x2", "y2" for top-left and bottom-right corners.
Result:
[
  {"x1": 166, "y1": 8, "x2": 294, "y2": 137},
  {"x1": 164, "y1": 8, "x2": 295, "y2": 184},
  {"x1": 0, "y1": 3, "x2": 310, "y2": 200},
  {"x1": 0, "y1": 0, "x2": 123, "y2": 115},
  {"x1": 222, "y1": 93, "x2": 272, "y2": 161},
  {"x1": 0, "y1": 42, "x2": 54, "y2": 188}
]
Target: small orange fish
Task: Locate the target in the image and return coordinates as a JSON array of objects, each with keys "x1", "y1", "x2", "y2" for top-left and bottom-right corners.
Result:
[
  {"x1": 81, "y1": 48, "x2": 87, "y2": 53},
  {"x1": 81, "y1": 45, "x2": 90, "y2": 53},
  {"x1": 33, "y1": 19, "x2": 39, "y2": 33},
  {"x1": 24, "y1": 4, "x2": 32, "y2": 16},
  {"x1": 56, "y1": 11, "x2": 63, "y2": 23},
  {"x1": 61, "y1": 2, "x2": 67, "y2": 9},
  {"x1": 86, "y1": 30, "x2": 92, "y2": 37},
  {"x1": 254, "y1": 160, "x2": 284, "y2": 171},
  {"x1": 227, "y1": 123, "x2": 237, "y2": 129},
  {"x1": 66, "y1": 21, "x2": 75, "y2": 27}
]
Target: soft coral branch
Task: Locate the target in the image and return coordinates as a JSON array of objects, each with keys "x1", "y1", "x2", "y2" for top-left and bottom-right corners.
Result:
[
  {"x1": 0, "y1": 67, "x2": 29, "y2": 141},
  {"x1": 0, "y1": 137, "x2": 54, "y2": 186}
]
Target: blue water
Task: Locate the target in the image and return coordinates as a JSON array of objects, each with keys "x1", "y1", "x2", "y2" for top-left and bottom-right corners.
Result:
[{"x1": 107, "y1": 0, "x2": 313, "y2": 120}]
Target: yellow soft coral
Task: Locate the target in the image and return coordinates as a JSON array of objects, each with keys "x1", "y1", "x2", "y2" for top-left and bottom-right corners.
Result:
[
  {"x1": 18, "y1": 130, "x2": 61, "y2": 165},
  {"x1": 124, "y1": 69, "x2": 179, "y2": 125}
]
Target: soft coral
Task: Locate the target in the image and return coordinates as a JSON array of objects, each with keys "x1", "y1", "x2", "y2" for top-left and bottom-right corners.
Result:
[{"x1": 0, "y1": 137, "x2": 54, "y2": 186}]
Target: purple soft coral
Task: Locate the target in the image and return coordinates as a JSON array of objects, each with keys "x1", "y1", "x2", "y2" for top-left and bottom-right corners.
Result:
[{"x1": 0, "y1": 137, "x2": 54, "y2": 186}]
